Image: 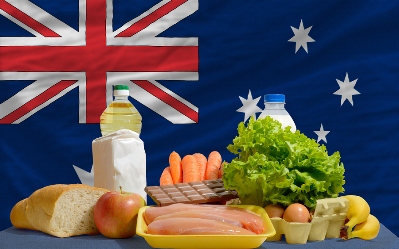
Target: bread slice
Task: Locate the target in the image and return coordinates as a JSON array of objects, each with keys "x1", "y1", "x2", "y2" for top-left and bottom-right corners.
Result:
[{"x1": 10, "y1": 184, "x2": 109, "y2": 237}]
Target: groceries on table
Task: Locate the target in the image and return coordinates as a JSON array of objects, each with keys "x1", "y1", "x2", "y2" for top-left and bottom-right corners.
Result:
[{"x1": 9, "y1": 91, "x2": 380, "y2": 246}]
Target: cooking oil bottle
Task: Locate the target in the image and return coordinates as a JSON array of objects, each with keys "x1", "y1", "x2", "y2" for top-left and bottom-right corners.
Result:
[{"x1": 100, "y1": 85, "x2": 142, "y2": 136}]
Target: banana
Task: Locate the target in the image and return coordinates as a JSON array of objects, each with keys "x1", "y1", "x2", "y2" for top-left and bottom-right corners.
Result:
[
  {"x1": 343, "y1": 195, "x2": 370, "y2": 232},
  {"x1": 349, "y1": 214, "x2": 380, "y2": 240}
]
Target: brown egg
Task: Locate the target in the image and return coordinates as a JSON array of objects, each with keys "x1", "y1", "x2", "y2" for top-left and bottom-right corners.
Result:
[
  {"x1": 264, "y1": 204, "x2": 285, "y2": 218},
  {"x1": 283, "y1": 203, "x2": 310, "y2": 223}
]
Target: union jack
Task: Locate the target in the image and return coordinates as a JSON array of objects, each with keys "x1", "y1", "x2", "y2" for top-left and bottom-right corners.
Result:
[{"x1": 0, "y1": 0, "x2": 199, "y2": 124}]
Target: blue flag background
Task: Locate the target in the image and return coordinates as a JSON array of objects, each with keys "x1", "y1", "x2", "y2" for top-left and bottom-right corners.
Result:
[{"x1": 1, "y1": 0, "x2": 399, "y2": 237}]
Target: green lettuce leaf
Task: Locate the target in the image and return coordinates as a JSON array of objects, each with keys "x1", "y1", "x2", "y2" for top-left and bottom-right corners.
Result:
[{"x1": 222, "y1": 116, "x2": 345, "y2": 209}]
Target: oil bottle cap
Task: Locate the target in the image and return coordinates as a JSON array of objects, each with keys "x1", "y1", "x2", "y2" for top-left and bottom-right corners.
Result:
[
  {"x1": 114, "y1": 85, "x2": 129, "y2": 90},
  {"x1": 265, "y1": 94, "x2": 285, "y2": 103},
  {"x1": 113, "y1": 85, "x2": 129, "y2": 96}
]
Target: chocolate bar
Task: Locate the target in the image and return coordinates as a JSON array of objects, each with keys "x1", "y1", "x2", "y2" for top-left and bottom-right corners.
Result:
[{"x1": 145, "y1": 179, "x2": 238, "y2": 206}]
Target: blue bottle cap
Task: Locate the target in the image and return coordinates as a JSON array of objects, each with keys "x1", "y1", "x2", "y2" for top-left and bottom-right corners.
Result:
[{"x1": 265, "y1": 94, "x2": 285, "y2": 103}]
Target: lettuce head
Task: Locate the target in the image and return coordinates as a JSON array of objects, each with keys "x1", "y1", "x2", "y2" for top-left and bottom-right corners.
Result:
[{"x1": 222, "y1": 116, "x2": 345, "y2": 210}]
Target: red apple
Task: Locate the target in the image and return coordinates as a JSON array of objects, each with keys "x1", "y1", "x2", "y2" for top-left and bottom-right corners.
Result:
[{"x1": 94, "y1": 188, "x2": 146, "y2": 238}]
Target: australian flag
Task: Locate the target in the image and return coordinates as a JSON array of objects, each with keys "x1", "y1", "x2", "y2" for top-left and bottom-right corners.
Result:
[{"x1": 1, "y1": 0, "x2": 399, "y2": 238}]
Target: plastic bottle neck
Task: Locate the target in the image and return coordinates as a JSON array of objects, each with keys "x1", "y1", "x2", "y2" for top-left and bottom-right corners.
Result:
[
  {"x1": 114, "y1": 95, "x2": 128, "y2": 101},
  {"x1": 265, "y1": 102, "x2": 285, "y2": 110}
]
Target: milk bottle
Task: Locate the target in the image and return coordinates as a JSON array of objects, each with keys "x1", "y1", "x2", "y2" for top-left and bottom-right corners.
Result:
[{"x1": 258, "y1": 94, "x2": 296, "y2": 132}]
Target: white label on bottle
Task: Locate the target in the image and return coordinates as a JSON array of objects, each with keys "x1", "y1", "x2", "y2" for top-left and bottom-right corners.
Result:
[{"x1": 258, "y1": 114, "x2": 296, "y2": 132}]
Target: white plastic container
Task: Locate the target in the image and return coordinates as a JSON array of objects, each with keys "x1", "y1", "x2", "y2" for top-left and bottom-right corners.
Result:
[
  {"x1": 92, "y1": 129, "x2": 147, "y2": 201},
  {"x1": 100, "y1": 85, "x2": 142, "y2": 136},
  {"x1": 258, "y1": 94, "x2": 296, "y2": 132}
]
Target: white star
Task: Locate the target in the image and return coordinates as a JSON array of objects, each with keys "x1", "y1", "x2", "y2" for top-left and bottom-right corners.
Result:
[
  {"x1": 236, "y1": 90, "x2": 262, "y2": 122},
  {"x1": 73, "y1": 165, "x2": 94, "y2": 186},
  {"x1": 333, "y1": 73, "x2": 360, "y2": 106},
  {"x1": 288, "y1": 19, "x2": 315, "y2": 53},
  {"x1": 314, "y1": 124, "x2": 330, "y2": 143}
]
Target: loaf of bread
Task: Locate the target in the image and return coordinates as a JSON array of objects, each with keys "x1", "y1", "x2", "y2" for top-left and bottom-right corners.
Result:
[{"x1": 10, "y1": 184, "x2": 109, "y2": 237}]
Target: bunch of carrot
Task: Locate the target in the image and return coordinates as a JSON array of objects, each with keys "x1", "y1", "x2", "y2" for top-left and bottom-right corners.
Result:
[{"x1": 160, "y1": 151, "x2": 223, "y2": 186}]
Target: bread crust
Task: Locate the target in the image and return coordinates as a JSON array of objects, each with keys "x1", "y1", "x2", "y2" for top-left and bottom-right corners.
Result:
[
  {"x1": 10, "y1": 184, "x2": 109, "y2": 237},
  {"x1": 10, "y1": 198, "x2": 36, "y2": 230}
]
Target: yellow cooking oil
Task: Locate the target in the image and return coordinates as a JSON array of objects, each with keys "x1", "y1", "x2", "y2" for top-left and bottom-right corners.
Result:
[{"x1": 100, "y1": 85, "x2": 142, "y2": 136}]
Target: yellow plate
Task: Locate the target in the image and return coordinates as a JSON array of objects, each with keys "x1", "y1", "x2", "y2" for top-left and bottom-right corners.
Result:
[{"x1": 136, "y1": 205, "x2": 276, "y2": 249}]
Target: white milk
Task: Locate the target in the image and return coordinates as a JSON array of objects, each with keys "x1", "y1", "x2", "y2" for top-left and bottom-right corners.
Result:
[{"x1": 258, "y1": 94, "x2": 296, "y2": 133}]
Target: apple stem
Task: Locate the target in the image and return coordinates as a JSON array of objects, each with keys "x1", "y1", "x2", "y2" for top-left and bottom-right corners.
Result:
[{"x1": 119, "y1": 186, "x2": 122, "y2": 194}]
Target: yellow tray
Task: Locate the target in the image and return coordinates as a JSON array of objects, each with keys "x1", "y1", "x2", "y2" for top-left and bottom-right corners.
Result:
[{"x1": 136, "y1": 205, "x2": 276, "y2": 249}]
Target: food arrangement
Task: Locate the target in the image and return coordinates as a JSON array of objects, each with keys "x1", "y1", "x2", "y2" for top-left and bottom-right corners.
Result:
[{"x1": 9, "y1": 115, "x2": 381, "y2": 247}]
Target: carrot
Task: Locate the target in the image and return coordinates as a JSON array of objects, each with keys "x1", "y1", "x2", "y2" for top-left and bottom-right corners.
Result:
[
  {"x1": 205, "y1": 151, "x2": 222, "y2": 180},
  {"x1": 218, "y1": 162, "x2": 226, "y2": 178},
  {"x1": 160, "y1": 167, "x2": 174, "y2": 185},
  {"x1": 169, "y1": 151, "x2": 183, "y2": 184},
  {"x1": 193, "y1": 153, "x2": 207, "y2": 181},
  {"x1": 181, "y1": 155, "x2": 200, "y2": 183}
]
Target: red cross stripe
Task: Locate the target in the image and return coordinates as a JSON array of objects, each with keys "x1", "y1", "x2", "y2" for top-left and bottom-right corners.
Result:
[{"x1": 0, "y1": 0, "x2": 199, "y2": 124}]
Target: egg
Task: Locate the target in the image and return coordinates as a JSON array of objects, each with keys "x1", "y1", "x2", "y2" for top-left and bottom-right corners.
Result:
[
  {"x1": 283, "y1": 203, "x2": 310, "y2": 223},
  {"x1": 264, "y1": 204, "x2": 285, "y2": 218}
]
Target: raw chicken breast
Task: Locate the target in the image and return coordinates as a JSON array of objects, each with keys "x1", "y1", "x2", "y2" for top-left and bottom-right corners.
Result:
[
  {"x1": 147, "y1": 217, "x2": 256, "y2": 235},
  {"x1": 153, "y1": 210, "x2": 243, "y2": 228},
  {"x1": 144, "y1": 203, "x2": 221, "y2": 224},
  {"x1": 144, "y1": 204, "x2": 265, "y2": 234}
]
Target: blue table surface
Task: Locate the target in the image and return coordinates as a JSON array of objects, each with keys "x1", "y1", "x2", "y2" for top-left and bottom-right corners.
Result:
[{"x1": 1, "y1": 224, "x2": 398, "y2": 249}]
